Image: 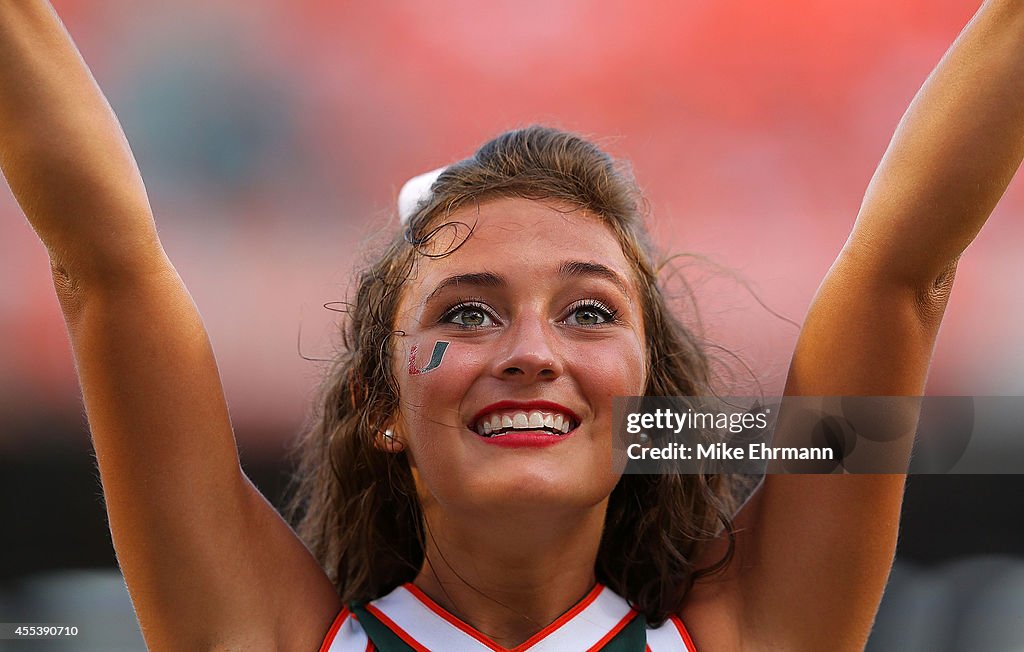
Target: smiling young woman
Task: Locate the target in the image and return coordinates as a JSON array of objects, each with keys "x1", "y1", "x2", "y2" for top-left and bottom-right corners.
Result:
[
  {"x1": 3, "y1": 0, "x2": 1024, "y2": 650},
  {"x1": 288, "y1": 135, "x2": 734, "y2": 649}
]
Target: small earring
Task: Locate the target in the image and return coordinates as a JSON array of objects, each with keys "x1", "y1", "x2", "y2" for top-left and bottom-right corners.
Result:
[{"x1": 380, "y1": 427, "x2": 405, "y2": 452}]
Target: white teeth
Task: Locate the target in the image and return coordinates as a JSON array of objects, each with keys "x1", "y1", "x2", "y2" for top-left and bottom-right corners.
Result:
[{"x1": 475, "y1": 409, "x2": 577, "y2": 436}]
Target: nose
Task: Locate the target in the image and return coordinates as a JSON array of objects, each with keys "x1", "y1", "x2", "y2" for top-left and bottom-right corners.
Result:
[{"x1": 491, "y1": 315, "x2": 564, "y2": 382}]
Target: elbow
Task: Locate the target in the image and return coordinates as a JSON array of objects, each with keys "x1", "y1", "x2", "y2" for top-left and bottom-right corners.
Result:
[
  {"x1": 913, "y1": 257, "x2": 958, "y2": 328},
  {"x1": 50, "y1": 259, "x2": 86, "y2": 326},
  {"x1": 837, "y1": 234, "x2": 960, "y2": 328}
]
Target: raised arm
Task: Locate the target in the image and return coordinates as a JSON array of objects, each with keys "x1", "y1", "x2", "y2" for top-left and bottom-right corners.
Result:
[
  {"x1": 686, "y1": 2, "x2": 1024, "y2": 649},
  {"x1": 0, "y1": 2, "x2": 338, "y2": 649}
]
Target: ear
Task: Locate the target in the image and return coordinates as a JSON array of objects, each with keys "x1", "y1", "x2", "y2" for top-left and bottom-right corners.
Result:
[{"x1": 375, "y1": 426, "x2": 406, "y2": 453}]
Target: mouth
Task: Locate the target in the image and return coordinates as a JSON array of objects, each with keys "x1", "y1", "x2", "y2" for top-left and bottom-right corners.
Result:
[{"x1": 469, "y1": 401, "x2": 580, "y2": 438}]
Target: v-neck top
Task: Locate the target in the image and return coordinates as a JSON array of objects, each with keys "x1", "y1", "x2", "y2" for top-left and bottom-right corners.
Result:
[{"x1": 319, "y1": 583, "x2": 697, "y2": 652}]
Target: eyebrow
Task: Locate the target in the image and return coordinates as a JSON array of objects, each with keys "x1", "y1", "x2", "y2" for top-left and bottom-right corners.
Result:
[
  {"x1": 558, "y1": 260, "x2": 631, "y2": 297},
  {"x1": 425, "y1": 272, "x2": 505, "y2": 303},
  {"x1": 423, "y1": 261, "x2": 631, "y2": 304}
]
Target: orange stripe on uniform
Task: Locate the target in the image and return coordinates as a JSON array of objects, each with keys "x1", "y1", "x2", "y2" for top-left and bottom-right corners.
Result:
[
  {"x1": 585, "y1": 610, "x2": 639, "y2": 652},
  {"x1": 319, "y1": 607, "x2": 351, "y2": 652},
  {"x1": 509, "y1": 583, "x2": 605, "y2": 652},
  {"x1": 403, "y1": 584, "x2": 505, "y2": 651},
  {"x1": 670, "y1": 615, "x2": 697, "y2": 651},
  {"x1": 365, "y1": 602, "x2": 432, "y2": 652}
]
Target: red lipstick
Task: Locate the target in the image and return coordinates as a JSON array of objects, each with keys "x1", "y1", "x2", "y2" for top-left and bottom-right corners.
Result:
[
  {"x1": 469, "y1": 400, "x2": 581, "y2": 428},
  {"x1": 479, "y1": 431, "x2": 574, "y2": 448},
  {"x1": 469, "y1": 400, "x2": 581, "y2": 448}
]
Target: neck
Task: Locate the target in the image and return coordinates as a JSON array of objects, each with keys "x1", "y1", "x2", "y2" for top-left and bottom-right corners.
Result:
[{"x1": 413, "y1": 502, "x2": 607, "y2": 648}]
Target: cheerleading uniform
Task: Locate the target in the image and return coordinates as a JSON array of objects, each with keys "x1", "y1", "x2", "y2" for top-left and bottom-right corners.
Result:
[{"x1": 319, "y1": 583, "x2": 697, "y2": 652}]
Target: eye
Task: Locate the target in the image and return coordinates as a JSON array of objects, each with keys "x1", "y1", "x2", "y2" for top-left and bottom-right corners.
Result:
[
  {"x1": 564, "y1": 300, "x2": 618, "y2": 327},
  {"x1": 442, "y1": 302, "x2": 497, "y2": 328}
]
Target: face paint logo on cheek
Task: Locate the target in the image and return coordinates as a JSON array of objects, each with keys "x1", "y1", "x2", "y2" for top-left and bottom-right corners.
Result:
[{"x1": 408, "y1": 341, "x2": 450, "y2": 375}]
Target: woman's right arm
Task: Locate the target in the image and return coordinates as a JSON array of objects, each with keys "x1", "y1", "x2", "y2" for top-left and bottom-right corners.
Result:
[{"x1": 0, "y1": 3, "x2": 339, "y2": 649}]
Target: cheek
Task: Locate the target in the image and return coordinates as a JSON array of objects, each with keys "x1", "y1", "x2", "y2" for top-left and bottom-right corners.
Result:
[
  {"x1": 406, "y1": 340, "x2": 449, "y2": 376},
  {"x1": 395, "y1": 338, "x2": 486, "y2": 431},
  {"x1": 568, "y1": 335, "x2": 647, "y2": 400}
]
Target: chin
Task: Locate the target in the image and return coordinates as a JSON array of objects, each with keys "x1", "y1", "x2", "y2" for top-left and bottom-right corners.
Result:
[{"x1": 447, "y1": 464, "x2": 619, "y2": 517}]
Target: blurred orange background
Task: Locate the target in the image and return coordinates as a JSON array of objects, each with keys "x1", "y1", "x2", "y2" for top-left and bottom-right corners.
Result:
[
  {"x1": 2, "y1": 5, "x2": 1023, "y2": 649},
  {"x1": 2, "y1": 0, "x2": 1022, "y2": 454}
]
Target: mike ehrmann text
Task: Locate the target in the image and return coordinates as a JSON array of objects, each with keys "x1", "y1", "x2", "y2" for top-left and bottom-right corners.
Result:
[{"x1": 627, "y1": 442, "x2": 836, "y2": 461}]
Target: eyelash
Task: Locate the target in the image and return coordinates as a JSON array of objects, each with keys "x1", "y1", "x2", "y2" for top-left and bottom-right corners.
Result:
[
  {"x1": 565, "y1": 299, "x2": 620, "y2": 326},
  {"x1": 438, "y1": 299, "x2": 621, "y2": 329},
  {"x1": 439, "y1": 300, "x2": 497, "y2": 329}
]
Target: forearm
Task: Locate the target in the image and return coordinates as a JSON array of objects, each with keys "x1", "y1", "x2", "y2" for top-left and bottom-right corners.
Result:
[
  {"x1": 851, "y1": 0, "x2": 1024, "y2": 286},
  {"x1": 0, "y1": 0, "x2": 158, "y2": 278}
]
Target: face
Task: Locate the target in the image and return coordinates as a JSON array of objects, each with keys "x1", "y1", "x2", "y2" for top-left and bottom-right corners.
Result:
[{"x1": 392, "y1": 197, "x2": 646, "y2": 519}]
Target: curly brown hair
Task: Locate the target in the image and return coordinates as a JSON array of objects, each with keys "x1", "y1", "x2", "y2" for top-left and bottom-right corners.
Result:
[{"x1": 286, "y1": 125, "x2": 738, "y2": 624}]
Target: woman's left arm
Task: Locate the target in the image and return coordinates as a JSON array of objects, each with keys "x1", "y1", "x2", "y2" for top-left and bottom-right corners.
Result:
[{"x1": 691, "y1": 1, "x2": 1024, "y2": 649}]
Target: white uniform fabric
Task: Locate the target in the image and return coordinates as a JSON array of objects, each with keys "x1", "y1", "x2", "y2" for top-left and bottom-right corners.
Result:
[{"x1": 320, "y1": 583, "x2": 697, "y2": 652}]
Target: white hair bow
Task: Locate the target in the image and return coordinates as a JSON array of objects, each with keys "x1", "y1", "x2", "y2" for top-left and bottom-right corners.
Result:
[{"x1": 397, "y1": 167, "x2": 446, "y2": 224}]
